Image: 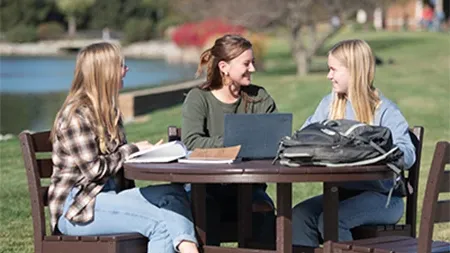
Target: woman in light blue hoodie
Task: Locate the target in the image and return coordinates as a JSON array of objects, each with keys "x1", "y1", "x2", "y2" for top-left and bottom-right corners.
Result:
[{"x1": 291, "y1": 39, "x2": 415, "y2": 248}]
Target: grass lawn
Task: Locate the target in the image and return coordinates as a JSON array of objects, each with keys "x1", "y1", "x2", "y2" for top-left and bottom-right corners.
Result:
[{"x1": 0, "y1": 30, "x2": 449, "y2": 253}]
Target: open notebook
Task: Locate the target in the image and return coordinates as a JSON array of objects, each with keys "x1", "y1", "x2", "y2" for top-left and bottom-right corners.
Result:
[
  {"x1": 125, "y1": 141, "x2": 188, "y2": 163},
  {"x1": 125, "y1": 141, "x2": 241, "y2": 164}
]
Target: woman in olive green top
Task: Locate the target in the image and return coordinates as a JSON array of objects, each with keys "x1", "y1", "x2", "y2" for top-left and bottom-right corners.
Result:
[
  {"x1": 182, "y1": 85, "x2": 276, "y2": 148},
  {"x1": 181, "y1": 34, "x2": 277, "y2": 246}
]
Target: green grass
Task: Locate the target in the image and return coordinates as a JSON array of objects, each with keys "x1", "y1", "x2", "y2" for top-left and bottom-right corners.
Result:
[{"x1": 1, "y1": 31, "x2": 449, "y2": 252}]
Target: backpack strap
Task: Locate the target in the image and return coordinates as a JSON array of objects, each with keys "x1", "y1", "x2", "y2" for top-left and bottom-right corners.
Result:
[{"x1": 353, "y1": 135, "x2": 412, "y2": 207}]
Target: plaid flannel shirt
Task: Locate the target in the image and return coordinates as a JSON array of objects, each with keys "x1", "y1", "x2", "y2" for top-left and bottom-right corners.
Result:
[{"x1": 48, "y1": 106, "x2": 138, "y2": 232}]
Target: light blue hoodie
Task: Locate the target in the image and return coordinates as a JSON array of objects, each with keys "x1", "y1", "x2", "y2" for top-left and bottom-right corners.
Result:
[{"x1": 302, "y1": 92, "x2": 416, "y2": 193}]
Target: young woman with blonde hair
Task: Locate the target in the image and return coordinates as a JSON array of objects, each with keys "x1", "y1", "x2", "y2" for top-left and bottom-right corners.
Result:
[
  {"x1": 291, "y1": 39, "x2": 415, "y2": 248},
  {"x1": 49, "y1": 42, "x2": 198, "y2": 253},
  {"x1": 182, "y1": 34, "x2": 277, "y2": 245}
]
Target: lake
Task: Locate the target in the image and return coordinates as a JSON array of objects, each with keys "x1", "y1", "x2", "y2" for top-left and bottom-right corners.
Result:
[{"x1": 0, "y1": 56, "x2": 197, "y2": 135}]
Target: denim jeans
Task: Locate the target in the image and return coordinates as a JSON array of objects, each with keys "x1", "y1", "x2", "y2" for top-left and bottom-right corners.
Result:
[
  {"x1": 291, "y1": 190, "x2": 404, "y2": 247},
  {"x1": 58, "y1": 179, "x2": 198, "y2": 253}
]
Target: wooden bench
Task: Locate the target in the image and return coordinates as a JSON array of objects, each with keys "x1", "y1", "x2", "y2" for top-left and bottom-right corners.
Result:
[
  {"x1": 323, "y1": 141, "x2": 450, "y2": 253},
  {"x1": 19, "y1": 130, "x2": 148, "y2": 253},
  {"x1": 351, "y1": 126, "x2": 424, "y2": 239}
]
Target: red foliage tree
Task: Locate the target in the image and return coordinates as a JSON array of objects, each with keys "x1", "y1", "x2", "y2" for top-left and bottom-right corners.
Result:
[{"x1": 171, "y1": 19, "x2": 246, "y2": 48}]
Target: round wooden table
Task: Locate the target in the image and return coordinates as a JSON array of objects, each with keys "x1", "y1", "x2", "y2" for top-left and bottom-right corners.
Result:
[{"x1": 124, "y1": 160, "x2": 392, "y2": 253}]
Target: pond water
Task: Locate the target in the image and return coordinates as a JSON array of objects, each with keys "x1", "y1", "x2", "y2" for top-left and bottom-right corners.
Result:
[{"x1": 0, "y1": 56, "x2": 197, "y2": 134}]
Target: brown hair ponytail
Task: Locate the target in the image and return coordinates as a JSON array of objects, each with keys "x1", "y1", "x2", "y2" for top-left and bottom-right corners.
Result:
[{"x1": 196, "y1": 34, "x2": 252, "y2": 90}]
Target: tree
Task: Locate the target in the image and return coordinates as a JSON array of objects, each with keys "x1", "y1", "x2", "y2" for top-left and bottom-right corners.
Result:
[
  {"x1": 55, "y1": 0, "x2": 95, "y2": 37},
  {"x1": 171, "y1": 0, "x2": 408, "y2": 76},
  {"x1": 88, "y1": 0, "x2": 122, "y2": 30},
  {"x1": 0, "y1": 0, "x2": 52, "y2": 32}
]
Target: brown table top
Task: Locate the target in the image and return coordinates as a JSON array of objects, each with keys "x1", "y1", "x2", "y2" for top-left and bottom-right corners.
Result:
[{"x1": 124, "y1": 160, "x2": 393, "y2": 183}]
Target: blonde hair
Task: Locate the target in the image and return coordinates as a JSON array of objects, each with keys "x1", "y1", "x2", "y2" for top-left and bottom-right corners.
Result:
[
  {"x1": 50, "y1": 42, "x2": 124, "y2": 153},
  {"x1": 328, "y1": 39, "x2": 380, "y2": 124}
]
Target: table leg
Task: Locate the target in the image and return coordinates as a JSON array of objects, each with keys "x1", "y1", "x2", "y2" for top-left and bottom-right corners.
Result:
[
  {"x1": 191, "y1": 183, "x2": 206, "y2": 245},
  {"x1": 276, "y1": 183, "x2": 292, "y2": 253},
  {"x1": 238, "y1": 184, "x2": 253, "y2": 248},
  {"x1": 322, "y1": 182, "x2": 339, "y2": 242}
]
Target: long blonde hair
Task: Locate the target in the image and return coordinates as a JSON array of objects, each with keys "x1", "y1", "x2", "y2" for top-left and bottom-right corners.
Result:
[
  {"x1": 329, "y1": 39, "x2": 380, "y2": 124},
  {"x1": 50, "y1": 42, "x2": 124, "y2": 153}
]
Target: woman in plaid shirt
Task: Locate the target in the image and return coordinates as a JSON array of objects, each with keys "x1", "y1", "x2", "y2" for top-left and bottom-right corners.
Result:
[{"x1": 49, "y1": 42, "x2": 199, "y2": 253}]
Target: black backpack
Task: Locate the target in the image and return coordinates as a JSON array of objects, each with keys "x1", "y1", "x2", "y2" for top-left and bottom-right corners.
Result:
[{"x1": 273, "y1": 119, "x2": 412, "y2": 201}]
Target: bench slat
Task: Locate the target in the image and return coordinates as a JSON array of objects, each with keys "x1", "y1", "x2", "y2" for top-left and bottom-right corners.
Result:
[
  {"x1": 31, "y1": 131, "x2": 52, "y2": 152},
  {"x1": 40, "y1": 186, "x2": 49, "y2": 206},
  {"x1": 44, "y1": 234, "x2": 144, "y2": 242},
  {"x1": 440, "y1": 171, "x2": 450, "y2": 193},
  {"x1": 349, "y1": 245, "x2": 373, "y2": 252},
  {"x1": 372, "y1": 249, "x2": 394, "y2": 253},
  {"x1": 62, "y1": 236, "x2": 80, "y2": 241},
  {"x1": 80, "y1": 236, "x2": 99, "y2": 242},
  {"x1": 391, "y1": 240, "x2": 450, "y2": 252},
  {"x1": 370, "y1": 237, "x2": 418, "y2": 249},
  {"x1": 99, "y1": 233, "x2": 145, "y2": 242},
  {"x1": 37, "y1": 159, "x2": 53, "y2": 178},
  {"x1": 350, "y1": 236, "x2": 411, "y2": 246},
  {"x1": 434, "y1": 200, "x2": 450, "y2": 223},
  {"x1": 44, "y1": 236, "x2": 62, "y2": 241}
]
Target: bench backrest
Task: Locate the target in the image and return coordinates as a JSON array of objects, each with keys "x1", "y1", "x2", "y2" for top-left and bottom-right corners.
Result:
[
  {"x1": 19, "y1": 130, "x2": 53, "y2": 251},
  {"x1": 418, "y1": 141, "x2": 450, "y2": 253},
  {"x1": 406, "y1": 126, "x2": 424, "y2": 237}
]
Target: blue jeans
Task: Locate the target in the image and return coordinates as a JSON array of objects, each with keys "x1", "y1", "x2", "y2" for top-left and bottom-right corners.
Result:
[
  {"x1": 291, "y1": 190, "x2": 404, "y2": 247},
  {"x1": 58, "y1": 180, "x2": 198, "y2": 253}
]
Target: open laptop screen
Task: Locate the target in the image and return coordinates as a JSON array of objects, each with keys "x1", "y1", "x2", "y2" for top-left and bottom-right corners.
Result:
[{"x1": 223, "y1": 113, "x2": 293, "y2": 159}]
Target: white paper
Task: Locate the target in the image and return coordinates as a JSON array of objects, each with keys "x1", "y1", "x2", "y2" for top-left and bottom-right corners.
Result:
[{"x1": 125, "y1": 141, "x2": 188, "y2": 163}]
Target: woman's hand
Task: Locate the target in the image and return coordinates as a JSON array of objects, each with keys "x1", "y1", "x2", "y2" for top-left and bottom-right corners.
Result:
[
  {"x1": 133, "y1": 139, "x2": 164, "y2": 151},
  {"x1": 153, "y1": 139, "x2": 164, "y2": 146},
  {"x1": 133, "y1": 141, "x2": 152, "y2": 151}
]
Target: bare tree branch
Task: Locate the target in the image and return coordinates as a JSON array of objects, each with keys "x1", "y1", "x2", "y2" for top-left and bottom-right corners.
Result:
[{"x1": 170, "y1": 0, "x2": 401, "y2": 75}]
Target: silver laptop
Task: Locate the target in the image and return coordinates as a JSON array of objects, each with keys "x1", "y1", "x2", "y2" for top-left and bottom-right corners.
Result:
[{"x1": 223, "y1": 113, "x2": 293, "y2": 159}]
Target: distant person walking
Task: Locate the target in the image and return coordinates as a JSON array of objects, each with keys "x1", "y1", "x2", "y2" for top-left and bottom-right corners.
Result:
[{"x1": 421, "y1": 3, "x2": 434, "y2": 31}]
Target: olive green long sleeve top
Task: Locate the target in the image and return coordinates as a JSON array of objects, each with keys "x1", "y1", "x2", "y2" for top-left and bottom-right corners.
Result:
[{"x1": 181, "y1": 84, "x2": 277, "y2": 150}]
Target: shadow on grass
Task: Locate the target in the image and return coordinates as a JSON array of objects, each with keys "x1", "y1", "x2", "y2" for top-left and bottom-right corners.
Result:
[
  {"x1": 365, "y1": 37, "x2": 429, "y2": 53},
  {"x1": 262, "y1": 36, "x2": 428, "y2": 76},
  {"x1": 263, "y1": 56, "x2": 328, "y2": 76},
  {"x1": 264, "y1": 49, "x2": 292, "y2": 62},
  {"x1": 263, "y1": 63, "x2": 329, "y2": 76},
  {"x1": 315, "y1": 36, "x2": 429, "y2": 56}
]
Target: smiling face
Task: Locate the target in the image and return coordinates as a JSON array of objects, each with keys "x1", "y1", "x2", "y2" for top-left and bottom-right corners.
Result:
[
  {"x1": 327, "y1": 53, "x2": 350, "y2": 94},
  {"x1": 219, "y1": 48, "x2": 255, "y2": 86}
]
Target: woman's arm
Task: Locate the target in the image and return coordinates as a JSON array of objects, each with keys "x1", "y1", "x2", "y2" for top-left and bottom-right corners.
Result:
[
  {"x1": 380, "y1": 105, "x2": 416, "y2": 169},
  {"x1": 58, "y1": 114, "x2": 138, "y2": 182},
  {"x1": 181, "y1": 89, "x2": 223, "y2": 149}
]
